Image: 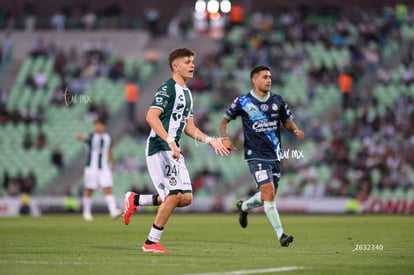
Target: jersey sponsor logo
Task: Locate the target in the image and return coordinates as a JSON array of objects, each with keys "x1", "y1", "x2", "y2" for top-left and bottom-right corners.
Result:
[
  {"x1": 260, "y1": 104, "x2": 269, "y2": 111},
  {"x1": 239, "y1": 95, "x2": 281, "y2": 155},
  {"x1": 252, "y1": 120, "x2": 278, "y2": 132},
  {"x1": 255, "y1": 170, "x2": 268, "y2": 182}
]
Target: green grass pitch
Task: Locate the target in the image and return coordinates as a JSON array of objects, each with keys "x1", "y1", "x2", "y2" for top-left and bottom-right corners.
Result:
[{"x1": 1, "y1": 214, "x2": 413, "y2": 275}]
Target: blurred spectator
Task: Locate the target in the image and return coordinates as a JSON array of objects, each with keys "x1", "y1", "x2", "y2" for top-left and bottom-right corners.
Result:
[
  {"x1": 144, "y1": 48, "x2": 160, "y2": 65},
  {"x1": 0, "y1": 89, "x2": 7, "y2": 108},
  {"x1": 124, "y1": 81, "x2": 139, "y2": 122},
  {"x1": 34, "y1": 69, "x2": 47, "y2": 89},
  {"x1": 97, "y1": 100, "x2": 110, "y2": 122},
  {"x1": 377, "y1": 67, "x2": 392, "y2": 84},
  {"x1": 2, "y1": 170, "x2": 10, "y2": 192},
  {"x1": 7, "y1": 171, "x2": 23, "y2": 196},
  {"x1": 25, "y1": 73, "x2": 36, "y2": 89},
  {"x1": 35, "y1": 130, "x2": 47, "y2": 150},
  {"x1": 9, "y1": 108, "x2": 22, "y2": 125},
  {"x1": 338, "y1": 69, "x2": 353, "y2": 110},
  {"x1": 178, "y1": 9, "x2": 192, "y2": 40},
  {"x1": 21, "y1": 105, "x2": 36, "y2": 124},
  {"x1": 69, "y1": 72, "x2": 85, "y2": 94},
  {"x1": 51, "y1": 146, "x2": 64, "y2": 171},
  {"x1": 364, "y1": 43, "x2": 380, "y2": 72},
  {"x1": 22, "y1": 131, "x2": 33, "y2": 150},
  {"x1": 2, "y1": 32, "x2": 13, "y2": 63},
  {"x1": 0, "y1": 106, "x2": 8, "y2": 125},
  {"x1": 81, "y1": 7, "x2": 96, "y2": 30},
  {"x1": 21, "y1": 170, "x2": 36, "y2": 194},
  {"x1": 50, "y1": 9, "x2": 66, "y2": 32},
  {"x1": 50, "y1": 86, "x2": 66, "y2": 106},
  {"x1": 35, "y1": 105, "x2": 46, "y2": 125},
  {"x1": 30, "y1": 37, "x2": 47, "y2": 57},
  {"x1": 23, "y1": 0, "x2": 36, "y2": 31},
  {"x1": 108, "y1": 59, "x2": 124, "y2": 80},
  {"x1": 145, "y1": 7, "x2": 160, "y2": 37}
]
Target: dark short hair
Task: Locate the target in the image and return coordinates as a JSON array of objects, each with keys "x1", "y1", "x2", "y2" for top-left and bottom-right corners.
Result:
[
  {"x1": 250, "y1": 65, "x2": 270, "y2": 79},
  {"x1": 168, "y1": 47, "x2": 195, "y2": 71},
  {"x1": 94, "y1": 117, "x2": 106, "y2": 125}
]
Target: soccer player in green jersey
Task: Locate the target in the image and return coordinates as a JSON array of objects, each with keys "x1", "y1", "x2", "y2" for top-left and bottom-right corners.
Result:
[{"x1": 123, "y1": 47, "x2": 229, "y2": 253}]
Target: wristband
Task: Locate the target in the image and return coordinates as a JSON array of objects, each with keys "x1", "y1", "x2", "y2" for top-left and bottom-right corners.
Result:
[
  {"x1": 166, "y1": 137, "x2": 174, "y2": 143},
  {"x1": 204, "y1": 136, "x2": 213, "y2": 144}
]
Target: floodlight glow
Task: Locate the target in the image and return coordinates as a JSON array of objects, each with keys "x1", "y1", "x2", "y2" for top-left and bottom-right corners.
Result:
[
  {"x1": 220, "y1": 0, "x2": 231, "y2": 13},
  {"x1": 195, "y1": 0, "x2": 206, "y2": 13},
  {"x1": 207, "y1": 0, "x2": 219, "y2": 13}
]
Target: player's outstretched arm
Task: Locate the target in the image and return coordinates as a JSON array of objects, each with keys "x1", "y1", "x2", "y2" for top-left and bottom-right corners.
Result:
[
  {"x1": 146, "y1": 108, "x2": 181, "y2": 160},
  {"x1": 283, "y1": 120, "x2": 305, "y2": 139},
  {"x1": 220, "y1": 117, "x2": 237, "y2": 151},
  {"x1": 74, "y1": 134, "x2": 87, "y2": 141},
  {"x1": 184, "y1": 116, "x2": 229, "y2": 157}
]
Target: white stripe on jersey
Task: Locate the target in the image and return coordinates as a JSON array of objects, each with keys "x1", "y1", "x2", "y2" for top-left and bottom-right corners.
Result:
[{"x1": 86, "y1": 133, "x2": 111, "y2": 170}]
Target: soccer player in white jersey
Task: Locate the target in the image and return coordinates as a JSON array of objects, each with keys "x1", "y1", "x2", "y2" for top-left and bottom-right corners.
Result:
[
  {"x1": 220, "y1": 65, "x2": 305, "y2": 247},
  {"x1": 122, "y1": 47, "x2": 229, "y2": 253},
  {"x1": 75, "y1": 118, "x2": 121, "y2": 221}
]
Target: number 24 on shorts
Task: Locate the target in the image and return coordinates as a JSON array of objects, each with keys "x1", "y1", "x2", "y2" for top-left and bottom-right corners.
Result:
[{"x1": 165, "y1": 164, "x2": 178, "y2": 177}]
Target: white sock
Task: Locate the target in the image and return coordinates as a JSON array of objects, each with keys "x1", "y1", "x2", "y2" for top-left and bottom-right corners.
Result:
[
  {"x1": 147, "y1": 225, "x2": 163, "y2": 243},
  {"x1": 139, "y1": 194, "x2": 155, "y2": 206},
  {"x1": 83, "y1": 196, "x2": 92, "y2": 215},
  {"x1": 242, "y1": 192, "x2": 263, "y2": 212},
  {"x1": 264, "y1": 201, "x2": 284, "y2": 239},
  {"x1": 105, "y1": 194, "x2": 118, "y2": 215}
]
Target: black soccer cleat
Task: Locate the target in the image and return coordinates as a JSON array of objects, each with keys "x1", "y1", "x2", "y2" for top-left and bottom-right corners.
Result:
[
  {"x1": 236, "y1": 200, "x2": 248, "y2": 228},
  {"x1": 279, "y1": 233, "x2": 294, "y2": 247}
]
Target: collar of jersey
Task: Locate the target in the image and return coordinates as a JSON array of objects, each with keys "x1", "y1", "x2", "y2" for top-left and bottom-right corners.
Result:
[{"x1": 250, "y1": 90, "x2": 270, "y2": 102}]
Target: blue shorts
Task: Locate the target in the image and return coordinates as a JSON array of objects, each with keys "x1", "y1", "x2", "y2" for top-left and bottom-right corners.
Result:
[{"x1": 247, "y1": 159, "x2": 281, "y2": 189}]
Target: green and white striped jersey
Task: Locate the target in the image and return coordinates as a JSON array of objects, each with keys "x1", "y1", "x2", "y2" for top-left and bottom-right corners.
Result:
[{"x1": 146, "y1": 78, "x2": 193, "y2": 156}]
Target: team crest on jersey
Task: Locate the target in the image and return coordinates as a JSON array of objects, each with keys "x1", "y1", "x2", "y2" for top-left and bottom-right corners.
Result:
[
  {"x1": 272, "y1": 103, "x2": 278, "y2": 111},
  {"x1": 260, "y1": 104, "x2": 269, "y2": 112},
  {"x1": 169, "y1": 177, "x2": 177, "y2": 186}
]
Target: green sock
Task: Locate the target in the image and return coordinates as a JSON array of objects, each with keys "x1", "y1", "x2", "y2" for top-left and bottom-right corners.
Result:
[
  {"x1": 242, "y1": 192, "x2": 263, "y2": 212},
  {"x1": 264, "y1": 201, "x2": 284, "y2": 239}
]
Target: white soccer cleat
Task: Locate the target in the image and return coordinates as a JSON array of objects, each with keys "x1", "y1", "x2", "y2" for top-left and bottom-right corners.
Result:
[
  {"x1": 83, "y1": 213, "x2": 93, "y2": 221},
  {"x1": 110, "y1": 209, "x2": 122, "y2": 219}
]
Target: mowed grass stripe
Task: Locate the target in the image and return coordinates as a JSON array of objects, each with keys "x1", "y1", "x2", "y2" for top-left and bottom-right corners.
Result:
[{"x1": 0, "y1": 214, "x2": 413, "y2": 275}]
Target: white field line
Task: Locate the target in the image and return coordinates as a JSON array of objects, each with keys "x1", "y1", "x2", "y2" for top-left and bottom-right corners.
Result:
[{"x1": 187, "y1": 266, "x2": 304, "y2": 275}]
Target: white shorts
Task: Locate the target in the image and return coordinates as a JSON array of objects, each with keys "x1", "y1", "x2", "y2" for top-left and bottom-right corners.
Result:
[
  {"x1": 84, "y1": 167, "x2": 113, "y2": 190},
  {"x1": 146, "y1": 151, "x2": 192, "y2": 201}
]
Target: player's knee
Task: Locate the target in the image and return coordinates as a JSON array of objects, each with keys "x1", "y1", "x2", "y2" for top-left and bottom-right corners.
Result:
[
  {"x1": 178, "y1": 193, "x2": 192, "y2": 207},
  {"x1": 260, "y1": 183, "x2": 275, "y2": 201}
]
